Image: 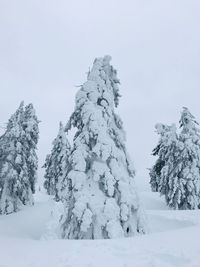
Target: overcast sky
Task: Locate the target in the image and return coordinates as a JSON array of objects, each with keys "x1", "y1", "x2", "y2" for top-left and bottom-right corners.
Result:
[{"x1": 1, "y1": 0, "x2": 200, "y2": 189}]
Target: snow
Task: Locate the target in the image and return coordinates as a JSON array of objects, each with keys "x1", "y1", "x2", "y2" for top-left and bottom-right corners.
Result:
[{"x1": 1, "y1": 189, "x2": 200, "y2": 266}]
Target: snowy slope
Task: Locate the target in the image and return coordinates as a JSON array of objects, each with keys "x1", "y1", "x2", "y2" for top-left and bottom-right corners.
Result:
[{"x1": 0, "y1": 190, "x2": 200, "y2": 267}]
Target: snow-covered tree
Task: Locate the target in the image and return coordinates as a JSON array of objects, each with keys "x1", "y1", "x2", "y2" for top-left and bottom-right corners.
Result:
[
  {"x1": 165, "y1": 108, "x2": 200, "y2": 209},
  {"x1": 43, "y1": 122, "x2": 71, "y2": 201},
  {"x1": 157, "y1": 124, "x2": 179, "y2": 196},
  {"x1": 23, "y1": 103, "x2": 39, "y2": 194},
  {"x1": 150, "y1": 108, "x2": 200, "y2": 210},
  {"x1": 0, "y1": 102, "x2": 33, "y2": 214},
  {"x1": 60, "y1": 56, "x2": 146, "y2": 239},
  {"x1": 149, "y1": 123, "x2": 177, "y2": 193}
]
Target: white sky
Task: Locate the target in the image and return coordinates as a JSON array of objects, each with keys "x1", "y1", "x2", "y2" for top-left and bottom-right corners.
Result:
[{"x1": 1, "y1": 0, "x2": 200, "y2": 189}]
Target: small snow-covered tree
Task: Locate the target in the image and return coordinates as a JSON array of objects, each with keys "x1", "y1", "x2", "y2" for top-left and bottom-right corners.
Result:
[
  {"x1": 157, "y1": 124, "x2": 178, "y2": 197},
  {"x1": 23, "y1": 103, "x2": 39, "y2": 194},
  {"x1": 150, "y1": 124, "x2": 171, "y2": 192},
  {"x1": 43, "y1": 122, "x2": 71, "y2": 201},
  {"x1": 150, "y1": 123, "x2": 178, "y2": 193},
  {"x1": 165, "y1": 108, "x2": 200, "y2": 209},
  {"x1": 60, "y1": 56, "x2": 146, "y2": 239},
  {"x1": 0, "y1": 102, "x2": 33, "y2": 214},
  {"x1": 150, "y1": 108, "x2": 200, "y2": 210}
]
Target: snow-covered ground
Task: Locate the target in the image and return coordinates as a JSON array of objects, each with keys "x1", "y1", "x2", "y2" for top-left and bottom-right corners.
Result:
[{"x1": 1, "y1": 190, "x2": 200, "y2": 267}]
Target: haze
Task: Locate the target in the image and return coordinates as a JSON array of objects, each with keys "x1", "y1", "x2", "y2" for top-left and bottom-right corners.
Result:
[{"x1": 1, "y1": 0, "x2": 200, "y2": 189}]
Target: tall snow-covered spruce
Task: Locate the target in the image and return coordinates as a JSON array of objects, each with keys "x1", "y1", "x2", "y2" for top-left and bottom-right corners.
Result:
[
  {"x1": 43, "y1": 122, "x2": 71, "y2": 201},
  {"x1": 0, "y1": 102, "x2": 39, "y2": 214},
  {"x1": 60, "y1": 56, "x2": 146, "y2": 239}
]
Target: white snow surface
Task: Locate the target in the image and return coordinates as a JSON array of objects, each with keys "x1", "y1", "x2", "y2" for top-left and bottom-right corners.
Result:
[{"x1": 1, "y1": 190, "x2": 200, "y2": 267}]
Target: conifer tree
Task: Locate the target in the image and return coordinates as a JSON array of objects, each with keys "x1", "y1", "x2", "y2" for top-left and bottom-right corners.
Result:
[
  {"x1": 23, "y1": 103, "x2": 39, "y2": 194},
  {"x1": 60, "y1": 56, "x2": 146, "y2": 239},
  {"x1": 43, "y1": 122, "x2": 71, "y2": 201},
  {"x1": 150, "y1": 124, "x2": 177, "y2": 193},
  {"x1": 0, "y1": 102, "x2": 33, "y2": 214},
  {"x1": 157, "y1": 125, "x2": 178, "y2": 196},
  {"x1": 165, "y1": 108, "x2": 200, "y2": 209},
  {"x1": 150, "y1": 108, "x2": 200, "y2": 210},
  {"x1": 150, "y1": 124, "x2": 170, "y2": 192}
]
